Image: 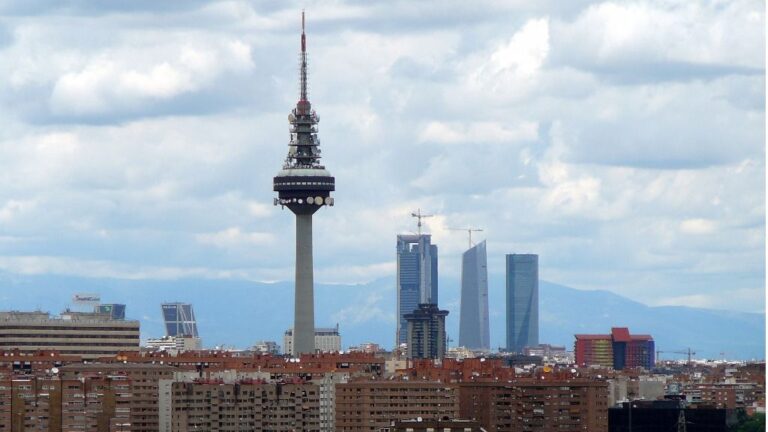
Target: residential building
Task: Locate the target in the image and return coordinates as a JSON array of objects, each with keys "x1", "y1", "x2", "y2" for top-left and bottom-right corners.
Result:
[
  {"x1": 459, "y1": 379, "x2": 610, "y2": 432},
  {"x1": 335, "y1": 380, "x2": 459, "y2": 431},
  {"x1": 506, "y1": 254, "x2": 538, "y2": 353},
  {"x1": 459, "y1": 240, "x2": 490, "y2": 351},
  {"x1": 397, "y1": 234, "x2": 438, "y2": 345},
  {"x1": 170, "y1": 380, "x2": 321, "y2": 432},
  {"x1": 405, "y1": 303, "x2": 449, "y2": 360}
]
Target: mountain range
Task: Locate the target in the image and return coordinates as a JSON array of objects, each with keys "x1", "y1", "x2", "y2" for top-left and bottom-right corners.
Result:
[{"x1": 0, "y1": 271, "x2": 763, "y2": 360}]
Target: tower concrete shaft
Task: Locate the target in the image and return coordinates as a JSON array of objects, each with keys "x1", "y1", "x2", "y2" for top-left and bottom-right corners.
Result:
[{"x1": 293, "y1": 213, "x2": 314, "y2": 355}]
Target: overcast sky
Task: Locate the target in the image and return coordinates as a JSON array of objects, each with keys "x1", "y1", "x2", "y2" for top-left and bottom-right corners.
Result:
[{"x1": 0, "y1": 0, "x2": 764, "y2": 313}]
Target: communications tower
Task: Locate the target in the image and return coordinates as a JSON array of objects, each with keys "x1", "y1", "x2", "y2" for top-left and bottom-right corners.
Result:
[{"x1": 273, "y1": 12, "x2": 335, "y2": 356}]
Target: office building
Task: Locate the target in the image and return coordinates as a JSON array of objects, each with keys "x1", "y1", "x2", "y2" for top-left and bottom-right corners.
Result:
[
  {"x1": 505, "y1": 254, "x2": 538, "y2": 353},
  {"x1": 575, "y1": 327, "x2": 655, "y2": 370},
  {"x1": 273, "y1": 12, "x2": 335, "y2": 356},
  {"x1": 284, "y1": 325, "x2": 342, "y2": 355},
  {"x1": 161, "y1": 302, "x2": 198, "y2": 338},
  {"x1": 396, "y1": 234, "x2": 439, "y2": 345},
  {"x1": 459, "y1": 240, "x2": 490, "y2": 350},
  {"x1": 404, "y1": 303, "x2": 449, "y2": 360},
  {"x1": 0, "y1": 310, "x2": 139, "y2": 359}
]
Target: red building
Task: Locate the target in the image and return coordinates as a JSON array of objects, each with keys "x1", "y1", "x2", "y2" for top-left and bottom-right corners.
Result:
[{"x1": 575, "y1": 327, "x2": 654, "y2": 370}]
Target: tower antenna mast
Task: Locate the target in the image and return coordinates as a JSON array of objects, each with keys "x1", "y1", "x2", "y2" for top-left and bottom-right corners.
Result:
[{"x1": 411, "y1": 209, "x2": 434, "y2": 235}]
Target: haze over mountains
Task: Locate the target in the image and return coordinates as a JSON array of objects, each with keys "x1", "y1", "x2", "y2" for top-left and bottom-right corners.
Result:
[{"x1": 0, "y1": 271, "x2": 763, "y2": 360}]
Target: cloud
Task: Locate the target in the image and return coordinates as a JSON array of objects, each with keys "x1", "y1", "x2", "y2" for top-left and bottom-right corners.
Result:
[
  {"x1": 0, "y1": 0, "x2": 762, "y2": 317},
  {"x1": 195, "y1": 227, "x2": 274, "y2": 248},
  {"x1": 48, "y1": 39, "x2": 254, "y2": 119}
]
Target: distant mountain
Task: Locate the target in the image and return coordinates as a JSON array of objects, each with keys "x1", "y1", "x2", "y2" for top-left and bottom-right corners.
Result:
[{"x1": 0, "y1": 271, "x2": 763, "y2": 360}]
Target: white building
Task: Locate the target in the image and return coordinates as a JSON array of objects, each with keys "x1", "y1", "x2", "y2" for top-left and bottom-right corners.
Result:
[
  {"x1": 146, "y1": 335, "x2": 202, "y2": 353},
  {"x1": 284, "y1": 325, "x2": 341, "y2": 356}
]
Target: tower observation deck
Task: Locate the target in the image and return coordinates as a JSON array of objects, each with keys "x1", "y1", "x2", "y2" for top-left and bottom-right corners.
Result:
[{"x1": 273, "y1": 12, "x2": 335, "y2": 356}]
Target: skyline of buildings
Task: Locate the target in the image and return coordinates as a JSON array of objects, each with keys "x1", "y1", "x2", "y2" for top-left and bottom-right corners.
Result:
[
  {"x1": 506, "y1": 254, "x2": 539, "y2": 353},
  {"x1": 458, "y1": 240, "x2": 490, "y2": 351}
]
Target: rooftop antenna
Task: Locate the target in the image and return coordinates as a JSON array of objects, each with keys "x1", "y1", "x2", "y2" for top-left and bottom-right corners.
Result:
[
  {"x1": 448, "y1": 227, "x2": 484, "y2": 249},
  {"x1": 410, "y1": 209, "x2": 434, "y2": 235}
]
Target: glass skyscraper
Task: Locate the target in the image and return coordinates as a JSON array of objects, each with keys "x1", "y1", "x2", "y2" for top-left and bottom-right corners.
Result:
[
  {"x1": 161, "y1": 303, "x2": 199, "y2": 338},
  {"x1": 459, "y1": 240, "x2": 490, "y2": 350},
  {"x1": 396, "y1": 234, "x2": 438, "y2": 346},
  {"x1": 506, "y1": 254, "x2": 538, "y2": 353}
]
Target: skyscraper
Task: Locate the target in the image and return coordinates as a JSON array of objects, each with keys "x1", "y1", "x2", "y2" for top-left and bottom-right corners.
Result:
[
  {"x1": 459, "y1": 240, "x2": 490, "y2": 350},
  {"x1": 396, "y1": 234, "x2": 438, "y2": 345},
  {"x1": 506, "y1": 254, "x2": 539, "y2": 353},
  {"x1": 161, "y1": 302, "x2": 198, "y2": 338},
  {"x1": 273, "y1": 13, "x2": 335, "y2": 356}
]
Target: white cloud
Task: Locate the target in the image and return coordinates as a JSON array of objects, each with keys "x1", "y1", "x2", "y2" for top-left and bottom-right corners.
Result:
[
  {"x1": 196, "y1": 227, "x2": 274, "y2": 248},
  {"x1": 680, "y1": 218, "x2": 717, "y2": 235}
]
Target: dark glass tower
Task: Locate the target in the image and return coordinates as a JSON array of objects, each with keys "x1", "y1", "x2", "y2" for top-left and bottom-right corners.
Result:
[
  {"x1": 273, "y1": 12, "x2": 335, "y2": 356},
  {"x1": 459, "y1": 240, "x2": 490, "y2": 350},
  {"x1": 506, "y1": 254, "x2": 538, "y2": 353},
  {"x1": 161, "y1": 303, "x2": 199, "y2": 337},
  {"x1": 396, "y1": 234, "x2": 438, "y2": 346}
]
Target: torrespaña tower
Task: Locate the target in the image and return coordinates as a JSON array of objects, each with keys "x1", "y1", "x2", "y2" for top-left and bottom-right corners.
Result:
[{"x1": 273, "y1": 12, "x2": 335, "y2": 356}]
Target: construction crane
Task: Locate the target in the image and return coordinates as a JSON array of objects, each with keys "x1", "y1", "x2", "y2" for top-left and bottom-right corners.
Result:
[
  {"x1": 411, "y1": 209, "x2": 434, "y2": 235},
  {"x1": 448, "y1": 227, "x2": 484, "y2": 249},
  {"x1": 656, "y1": 348, "x2": 697, "y2": 363}
]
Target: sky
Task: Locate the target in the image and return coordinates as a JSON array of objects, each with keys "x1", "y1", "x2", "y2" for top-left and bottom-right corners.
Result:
[{"x1": 0, "y1": 0, "x2": 764, "y2": 315}]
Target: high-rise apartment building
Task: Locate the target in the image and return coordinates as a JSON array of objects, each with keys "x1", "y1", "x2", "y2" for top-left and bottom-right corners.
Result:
[
  {"x1": 335, "y1": 380, "x2": 459, "y2": 431},
  {"x1": 459, "y1": 240, "x2": 489, "y2": 350},
  {"x1": 575, "y1": 327, "x2": 655, "y2": 370},
  {"x1": 0, "y1": 310, "x2": 139, "y2": 359},
  {"x1": 505, "y1": 254, "x2": 539, "y2": 353},
  {"x1": 396, "y1": 234, "x2": 438, "y2": 345},
  {"x1": 405, "y1": 303, "x2": 449, "y2": 360},
  {"x1": 161, "y1": 303, "x2": 198, "y2": 337}
]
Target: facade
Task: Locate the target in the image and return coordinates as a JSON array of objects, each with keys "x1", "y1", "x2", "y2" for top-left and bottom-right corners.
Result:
[
  {"x1": 396, "y1": 234, "x2": 439, "y2": 345},
  {"x1": 335, "y1": 380, "x2": 459, "y2": 431},
  {"x1": 459, "y1": 379, "x2": 610, "y2": 432},
  {"x1": 505, "y1": 254, "x2": 539, "y2": 353},
  {"x1": 283, "y1": 325, "x2": 342, "y2": 355},
  {"x1": 459, "y1": 240, "x2": 490, "y2": 351},
  {"x1": 169, "y1": 381, "x2": 321, "y2": 432},
  {"x1": 161, "y1": 303, "x2": 198, "y2": 338},
  {"x1": 146, "y1": 335, "x2": 202, "y2": 352},
  {"x1": 272, "y1": 12, "x2": 335, "y2": 356},
  {"x1": 575, "y1": 327, "x2": 655, "y2": 370},
  {"x1": 0, "y1": 311, "x2": 139, "y2": 359},
  {"x1": 58, "y1": 363, "x2": 175, "y2": 432},
  {"x1": 405, "y1": 303, "x2": 449, "y2": 360}
]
